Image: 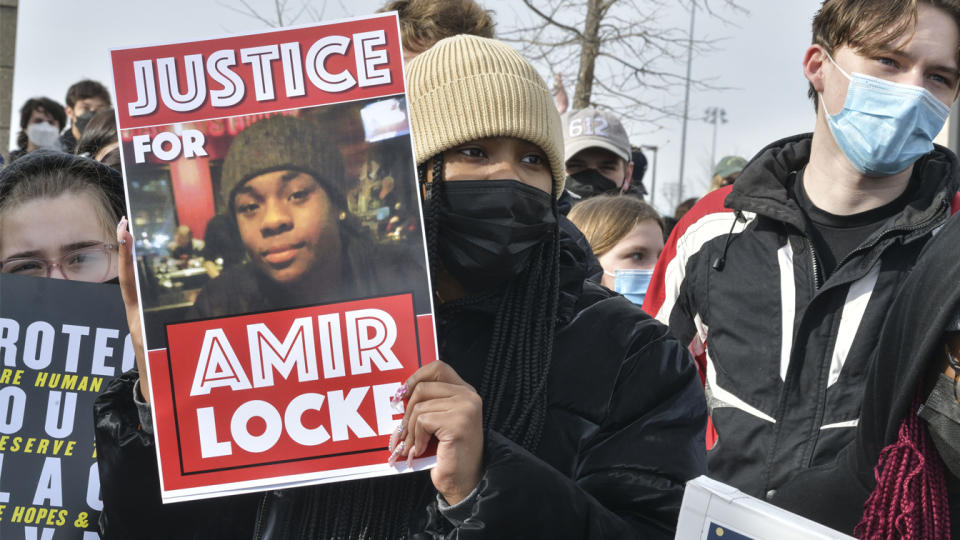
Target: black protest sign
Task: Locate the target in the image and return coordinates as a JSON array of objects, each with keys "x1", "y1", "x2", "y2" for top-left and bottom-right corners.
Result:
[{"x1": 0, "y1": 274, "x2": 133, "y2": 539}]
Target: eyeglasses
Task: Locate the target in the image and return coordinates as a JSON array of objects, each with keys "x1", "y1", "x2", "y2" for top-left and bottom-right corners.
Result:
[
  {"x1": 945, "y1": 344, "x2": 960, "y2": 404},
  {"x1": 0, "y1": 243, "x2": 118, "y2": 282}
]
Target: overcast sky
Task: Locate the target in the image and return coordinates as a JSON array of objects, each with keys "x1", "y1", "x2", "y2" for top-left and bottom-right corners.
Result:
[{"x1": 10, "y1": 0, "x2": 824, "y2": 214}]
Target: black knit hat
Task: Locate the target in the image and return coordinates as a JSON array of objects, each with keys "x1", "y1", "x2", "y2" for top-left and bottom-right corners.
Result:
[{"x1": 220, "y1": 114, "x2": 347, "y2": 210}]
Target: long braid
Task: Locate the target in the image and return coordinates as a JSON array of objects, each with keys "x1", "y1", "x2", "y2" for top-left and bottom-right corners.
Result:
[
  {"x1": 421, "y1": 156, "x2": 560, "y2": 453},
  {"x1": 855, "y1": 394, "x2": 951, "y2": 539},
  {"x1": 291, "y1": 158, "x2": 560, "y2": 539}
]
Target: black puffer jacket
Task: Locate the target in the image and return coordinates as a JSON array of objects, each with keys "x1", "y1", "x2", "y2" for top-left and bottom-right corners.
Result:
[
  {"x1": 94, "y1": 227, "x2": 706, "y2": 539},
  {"x1": 771, "y1": 210, "x2": 960, "y2": 536}
]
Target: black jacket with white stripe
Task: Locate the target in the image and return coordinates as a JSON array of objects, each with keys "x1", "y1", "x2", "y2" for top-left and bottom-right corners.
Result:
[{"x1": 652, "y1": 133, "x2": 959, "y2": 499}]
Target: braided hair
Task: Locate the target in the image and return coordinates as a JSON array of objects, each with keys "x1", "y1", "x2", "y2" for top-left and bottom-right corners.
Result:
[
  {"x1": 855, "y1": 394, "x2": 951, "y2": 539},
  {"x1": 273, "y1": 154, "x2": 560, "y2": 539},
  {"x1": 419, "y1": 154, "x2": 561, "y2": 452}
]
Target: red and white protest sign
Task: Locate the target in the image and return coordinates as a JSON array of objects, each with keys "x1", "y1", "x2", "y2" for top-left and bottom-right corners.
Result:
[{"x1": 111, "y1": 13, "x2": 437, "y2": 502}]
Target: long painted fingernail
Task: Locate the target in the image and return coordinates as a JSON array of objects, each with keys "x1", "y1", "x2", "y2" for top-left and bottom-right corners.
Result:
[
  {"x1": 388, "y1": 424, "x2": 402, "y2": 452},
  {"x1": 406, "y1": 445, "x2": 416, "y2": 468},
  {"x1": 390, "y1": 384, "x2": 407, "y2": 404},
  {"x1": 117, "y1": 217, "x2": 128, "y2": 246},
  {"x1": 388, "y1": 440, "x2": 405, "y2": 466}
]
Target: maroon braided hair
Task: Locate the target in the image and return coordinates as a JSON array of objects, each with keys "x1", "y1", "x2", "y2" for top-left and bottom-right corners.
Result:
[{"x1": 855, "y1": 395, "x2": 951, "y2": 539}]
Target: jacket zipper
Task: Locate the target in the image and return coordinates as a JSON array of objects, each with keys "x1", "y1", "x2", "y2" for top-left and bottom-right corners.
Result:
[
  {"x1": 254, "y1": 492, "x2": 270, "y2": 540},
  {"x1": 808, "y1": 241, "x2": 822, "y2": 290},
  {"x1": 832, "y1": 198, "x2": 949, "y2": 273}
]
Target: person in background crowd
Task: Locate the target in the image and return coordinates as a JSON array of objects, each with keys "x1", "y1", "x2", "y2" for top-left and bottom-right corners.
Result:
[
  {"x1": 378, "y1": 0, "x2": 495, "y2": 63},
  {"x1": 165, "y1": 225, "x2": 204, "y2": 261},
  {"x1": 0, "y1": 151, "x2": 125, "y2": 283},
  {"x1": 199, "y1": 214, "x2": 244, "y2": 279},
  {"x1": 662, "y1": 196, "x2": 699, "y2": 239},
  {"x1": 643, "y1": 0, "x2": 960, "y2": 506},
  {"x1": 60, "y1": 79, "x2": 112, "y2": 153},
  {"x1": 569, "y1": 194, "x2": 664, "y2": 305},
  {"x1": 707, "y1": 155, "x2": 747, "y2": 192},
  {"x1": 96, "y1": 35, "x2": 705, "y2": 539},
  {"x1": 773, "y1": 211, "x2": 960, "y2": 538},
  {"x1": 74, "y1": 107, "x2": 121, "y2": 171},
  {"x1": 625, "y1": 146, "x2": 649, "y2": 200},
  {"x1": 561, "y1": 107, "x2": 635, "y2": 206},
  {"x1": 9, "y1": 97, "x2": 67, "y2": 162}
]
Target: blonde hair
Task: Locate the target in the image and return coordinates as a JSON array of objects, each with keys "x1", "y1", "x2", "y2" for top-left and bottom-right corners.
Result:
[{"x1": 568, "y1": 195, "x2": 663, "y2": 257}]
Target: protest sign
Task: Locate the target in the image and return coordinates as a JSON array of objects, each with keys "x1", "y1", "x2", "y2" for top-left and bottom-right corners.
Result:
[
  {"x1": 0, "y1": 274, "x2": 133, "y2": 539},
  {"x1": 675, "y1": 476, "x2": 854, "y2": 540},
  {"x1": 110, "y1": 12, "x2": 437, "y2": 502}
]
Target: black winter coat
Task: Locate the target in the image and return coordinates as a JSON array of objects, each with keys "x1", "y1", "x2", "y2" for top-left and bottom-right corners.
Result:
[
  {"x1": 771, "y1": 210, "x2": 960, "y2": 537},
  {"x1": 94, "y1": 228, "x2": 707, "y2": 539},
  {"x1": 664, "y1": 134, "x2": 959, "y2": 498}
]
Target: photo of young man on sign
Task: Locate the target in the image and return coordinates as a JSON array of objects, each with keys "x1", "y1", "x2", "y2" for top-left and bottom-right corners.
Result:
[{"x1": 124, "y1": 105, "x2": 429, "y2": 349}]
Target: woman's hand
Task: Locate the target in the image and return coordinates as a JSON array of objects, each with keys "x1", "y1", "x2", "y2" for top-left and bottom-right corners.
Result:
[
  {"x1": 388, "y1": 361, "x2": 483, "y2": 506},
  {"x1": 117, "y1": 218, "x2": 150, "y2": 403}
]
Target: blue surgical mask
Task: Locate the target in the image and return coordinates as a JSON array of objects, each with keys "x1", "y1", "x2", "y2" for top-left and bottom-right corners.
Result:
[
  {"x1": 820, "y1": 52, "x2": 950, "y2": 177},
  {"x1": 605, "y1": 268, "x2": 653, "y2": 305}
]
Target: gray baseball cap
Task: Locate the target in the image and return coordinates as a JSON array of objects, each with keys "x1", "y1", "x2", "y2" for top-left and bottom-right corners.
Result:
[{"x1": 562, "y1": 108, "x2": 631, "y2": 163}]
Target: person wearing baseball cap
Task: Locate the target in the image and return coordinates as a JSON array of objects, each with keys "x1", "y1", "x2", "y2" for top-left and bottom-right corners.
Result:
[
  {"x1": 562, "y1": 107, "x2": 635, "y2": 203},
  {"x1": 708, "y1": 155, "x2": 748, "y2": 192}
]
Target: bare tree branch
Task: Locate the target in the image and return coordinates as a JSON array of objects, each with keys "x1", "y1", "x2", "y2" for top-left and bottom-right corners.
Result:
[{"x1": 505, "y1": 0, "x2": 747, "y2": 131}]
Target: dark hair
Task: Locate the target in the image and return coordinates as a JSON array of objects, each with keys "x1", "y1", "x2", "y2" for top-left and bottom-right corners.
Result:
[
  {"x1": 0, "y1": 151, "x2": 126, "y2": 247},
  {"x1": 65, "y1": 79, "x2": 112, "y2": 108},
  {"x1": 298, "y1": 153, "x2": 561, "y2": 538},
  {"x1": 15, "y1": 97, "x2": 67, "y2": 151},
  {"x1": 674, "y1": 197, "x2": 699, "y2": 220},
  {"x1": 379, "y1": 0, "x2": 495, "y2": 53},
  {"x1": 74, "y1": 108, "x2": 118, "y2": 160},
  {"x1": 422, "y1": 155, "x2": 558, "y2": 450}
]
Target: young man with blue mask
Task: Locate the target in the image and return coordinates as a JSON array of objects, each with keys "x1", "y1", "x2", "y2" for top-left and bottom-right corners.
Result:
[{"x1": 642, "y1": 0, "x2": 960, "y2": 510}]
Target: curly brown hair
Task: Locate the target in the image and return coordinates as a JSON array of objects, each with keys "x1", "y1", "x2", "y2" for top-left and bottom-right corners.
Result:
[{"x1": 379, "y1": 0, "x2": 495, "y2": 54}]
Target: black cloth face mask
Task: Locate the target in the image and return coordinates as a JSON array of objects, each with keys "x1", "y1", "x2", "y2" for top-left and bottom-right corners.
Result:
[
  {"x1": 919, "y1": 373, "x2": 960, "y2": 479},
  {"x1": 432, "y1": 179, "x2": 556, "y2": 292},
  {"x1": 75, "y1": 110, "x2": 96, "y2": 134},
  {"x1": 564, "y1": 168, "x2": 620, "y2": 199}
]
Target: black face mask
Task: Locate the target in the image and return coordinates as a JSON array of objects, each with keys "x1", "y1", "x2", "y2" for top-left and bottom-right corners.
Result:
[
  {"x1": 919, "y1": 373, "x2": 960, "y2": 479},
  {"x1": 564, "y1": 168, "x2": 620, "y2": 199},
  {"x1": 431, "y1": 179, "x2": 556, "y2": 292},
  {"x1": 75, "y1": 110, "x2": 96, "y2": 134}
]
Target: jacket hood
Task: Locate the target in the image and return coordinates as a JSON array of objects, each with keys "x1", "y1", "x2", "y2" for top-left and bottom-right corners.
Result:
[
  {"x1": 852, "y1": 210, "x2": 960, "y2": 487},
  {"x1": 726, "y1": 133, "x2": 960, "y2": 238}
]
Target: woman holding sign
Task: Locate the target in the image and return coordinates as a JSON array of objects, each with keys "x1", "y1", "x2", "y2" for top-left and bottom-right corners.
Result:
[{"x1": 98, "y1": 35, "x2": 706, "y2": 539}]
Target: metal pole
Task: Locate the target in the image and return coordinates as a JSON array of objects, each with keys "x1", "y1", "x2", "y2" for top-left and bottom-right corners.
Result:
[
  {"x1": 677, "y1": 1, "x2": 696, "y2": 208},
  {"x1": 711, "y1": 113, "x2": 718, "y2": 171},
  {"x1": 642, "y1": 145, "x2": 658, "y2": 207}
]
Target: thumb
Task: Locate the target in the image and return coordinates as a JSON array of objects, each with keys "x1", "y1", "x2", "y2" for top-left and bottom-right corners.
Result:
[
  {"x1": 116, "y1": 217, "x2": 138, "y2": 312},
  {"x1": 116, "y1": 217, "x2": 150, "y2": 403}
]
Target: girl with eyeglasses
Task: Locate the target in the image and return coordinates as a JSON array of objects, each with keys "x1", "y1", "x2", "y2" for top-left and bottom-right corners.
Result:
[{"x1": 0, "y1": 151, "x2": 125, "y2": 283}]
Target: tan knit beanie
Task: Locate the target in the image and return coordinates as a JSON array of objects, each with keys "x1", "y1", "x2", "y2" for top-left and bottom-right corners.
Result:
[{"x1": 406, "y1": 34, "x2": 565, "y2": 197}]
